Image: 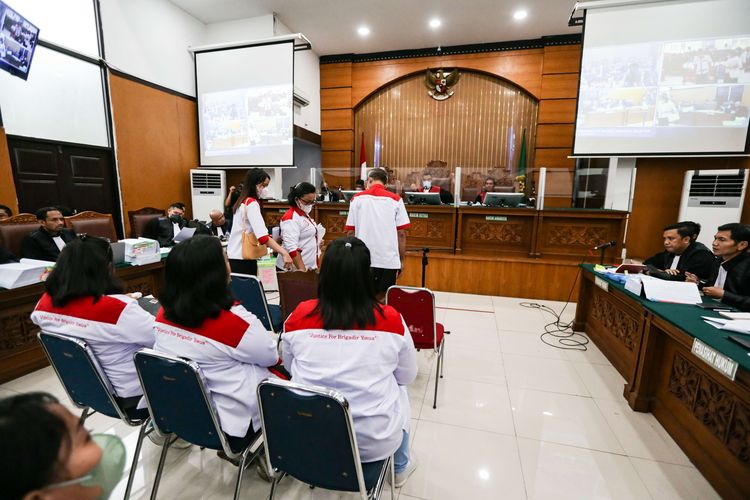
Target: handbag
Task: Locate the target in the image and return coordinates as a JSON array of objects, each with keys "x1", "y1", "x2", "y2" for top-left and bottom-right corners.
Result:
[{"x1": 241, "y1": 202, "x2": 268, "y2": 260}]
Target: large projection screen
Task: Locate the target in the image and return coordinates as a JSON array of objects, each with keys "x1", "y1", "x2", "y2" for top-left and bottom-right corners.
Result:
[
  {"x1": 196, "y1": 41, "x2": 294, "y2": 167},
  {"x1": 573, "y1": 0, "x2": 750, "y2": 156}
]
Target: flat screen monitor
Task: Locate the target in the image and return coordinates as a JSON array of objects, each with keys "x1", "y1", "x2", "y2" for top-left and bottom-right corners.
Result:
[
  {"x1": 0, "y1": 1, "x2": 39, "y2": 80},
  {"x1": 484, "y1": 192, "x2": 524, "y2": 208},
  {"x1": 341, "y1": 190, "x2": 358, "y2": 202},
  {"x1": 405, "y1": 191, "x2": 441, "y2": 205}
]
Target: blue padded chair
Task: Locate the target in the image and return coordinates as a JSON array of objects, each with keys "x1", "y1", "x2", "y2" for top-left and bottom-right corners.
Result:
[
  {"x1": 231, "y1": 273, "x2": 283, "y2": 333},
  {"x1": 257, "y1": 378, "x2": 394, "y2": 500},
  {"x1": 37, "y1": 331, "x2": 152, "y2": 499},
  {"x1": 134, "y1": 349, "x2": 262, "y2": 500}
]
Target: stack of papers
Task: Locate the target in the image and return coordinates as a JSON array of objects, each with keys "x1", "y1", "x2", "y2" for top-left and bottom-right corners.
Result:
[
  {"x1": 625, "y1": 274, "x2": 702, "y2": 305},
  {"x1": 702, "y1": 316, "x2": 750, "y2": 334},
  {"x1": 0, "y1": 259, "x2": 55, "y2": 289}
]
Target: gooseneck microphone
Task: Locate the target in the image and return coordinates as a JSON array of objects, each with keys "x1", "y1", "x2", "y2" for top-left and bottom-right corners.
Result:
[{"x1": 593, "y1": 241, "x2": 617, "y2": 251}]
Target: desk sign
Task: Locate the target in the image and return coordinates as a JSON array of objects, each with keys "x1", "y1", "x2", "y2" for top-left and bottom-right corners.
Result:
[
  {"x1": 692, "y1": 339, "x2": 738, "y2": 381},
  {"x1": 338, "y1": 211, "x2": 348, "y2": 216},
  {"x1": 594, "y1": 277, "x2": 609, "y2": 292},
  {"x1": 412, "y1": 213, "x2": 429, "y2": 219},
  {"x1": 278, "y1": 209, "x2": 287, "y2": 213},
  {"x1": 485, "y1": 216, "x2": 507, "y2": 222}
]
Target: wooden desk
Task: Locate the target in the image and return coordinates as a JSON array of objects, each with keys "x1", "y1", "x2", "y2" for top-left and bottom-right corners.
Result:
[
  {"x1": 403, "y1": 205, "x2": 455, "y2": 252},
  {"x1": 456, "y1": 207, "x2": 537, "y2": 256},
  {"x1": 575, "y1": 266, "x2": 750, "y2": 499},
  {"x1": 0, "y1": 261, "x2": 165, "y2": 384}
]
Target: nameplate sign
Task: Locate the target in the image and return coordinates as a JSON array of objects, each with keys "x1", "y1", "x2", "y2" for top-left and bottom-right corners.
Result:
[
  {"x1": 485, "y1": 216, "x2": 508, "y2": 222},
  {"x1": 691, "y1": 339, "x2": 738, "y2": 381},
  {"x1": 278, "y1": 209, "x2": 287, "y2": 213},
  {"x1": 412, "y1": 213, "x2": 429, "y2": 219},
  {"x1": 594, "y1": 277, "x2": 609, "y2": 292},
  {"x1": 338, "y1": 211, "x2": 348, "y2": 216}
]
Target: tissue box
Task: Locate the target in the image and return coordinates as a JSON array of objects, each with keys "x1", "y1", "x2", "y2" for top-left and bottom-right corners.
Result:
[{"x1": 120, "y1": 238, "x2": 160, "y2": 263}]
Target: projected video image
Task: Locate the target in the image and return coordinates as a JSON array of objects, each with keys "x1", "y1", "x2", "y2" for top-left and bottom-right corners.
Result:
[
  {"x1": 0, "y1": 1, "x2": 39, "y2": 78},
  {"x1": 201, "y1": 84, "x2": 293, "y2": 157},
  {"x1": 661, "y1": 37, "x2": 750, "y2": 85},
  {"x1": 579, "y1": 43, "x2": 661, "y2": 89}
]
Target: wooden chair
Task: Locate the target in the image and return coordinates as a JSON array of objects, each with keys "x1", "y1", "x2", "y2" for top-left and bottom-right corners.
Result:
[
  {"x1": 277, "y1": 270, "x2": 319, "y2": 321},
  {"x1": 64, "y1": 211, "x2": 117, "y2": 242},
  {"x1": 0, "y1": 213, "x2": 40, "y2": 257},
  {"x1": 127, "y1": 207, "x2": 164, "y2": 238}
]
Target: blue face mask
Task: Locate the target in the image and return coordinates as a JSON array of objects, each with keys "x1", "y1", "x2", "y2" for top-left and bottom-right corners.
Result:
[{"x1": 44, "y1": 434, "x2": 126, "y2": 499}]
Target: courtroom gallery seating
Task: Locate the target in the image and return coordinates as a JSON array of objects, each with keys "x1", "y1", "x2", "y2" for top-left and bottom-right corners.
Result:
[
  {"x1": 0, "y1": 213, "x2": 41, "y2": 257},
  {"x1": 64, "y1": 211, "x2": 117, "y2": 242}
]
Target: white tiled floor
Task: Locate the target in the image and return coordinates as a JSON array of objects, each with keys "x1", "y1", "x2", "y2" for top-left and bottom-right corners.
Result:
[{"x1": 1, "y1": 291, "x2": 720, "y2": 499}]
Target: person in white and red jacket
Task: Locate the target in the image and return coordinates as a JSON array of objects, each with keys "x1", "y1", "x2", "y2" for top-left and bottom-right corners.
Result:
[
  {"x1": 226, "y1": 168, "x2": 292, "y2": 276},
  {"x1": 30, "y1": 235, "x2": 155, "y2": 416},
  {"x1": 152, "y1": 235, "x2": 283, "y2": 451},
  {"x1": 282, "y1": 236, "x2": 419, "y2": 487},
  {"x1": 277, "y1": 181, "x2": 321, "y2": 271}
]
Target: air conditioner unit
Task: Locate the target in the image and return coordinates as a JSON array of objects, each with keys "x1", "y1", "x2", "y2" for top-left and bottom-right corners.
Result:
[
  {"x1": 678, "y1": 169, "x2": 748, "y2": 248},
  {"x1": 190, "y1": 169, "x2": 226, "y2": 222}
]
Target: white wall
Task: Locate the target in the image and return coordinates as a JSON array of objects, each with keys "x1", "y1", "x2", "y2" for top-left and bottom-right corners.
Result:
[
  {"x1": 204, "y1": 14, "x2": 274, "y2": 45},
  {"x1": 275, "y1": 18, "x2": 320, "y2": 135},
  {"x1": 99, "y1": 0, "x2": 205, "y2": 96}
]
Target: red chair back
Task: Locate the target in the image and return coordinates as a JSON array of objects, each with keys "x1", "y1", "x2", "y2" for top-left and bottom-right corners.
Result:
[{"x1": 386, "y1": 286, "x2": 437, "y2": 350}]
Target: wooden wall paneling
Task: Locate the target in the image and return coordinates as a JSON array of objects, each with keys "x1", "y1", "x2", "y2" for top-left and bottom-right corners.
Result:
[
  {"x1": 0, "y1": 127, "x2": 19, "y2": 213},
  {"x1": 321, "y1": 130, "x2": 354, "y2": 151},
  {"x1": 535, "y1": 124, "x2": 574, "y2": 148},
  {"x1": 321, "y1": 109, "x2": 353, "y2": 130},
  {"x1": 320, "y1": 62, "x2": 352, "y2": 88},
  {"x1": 321, "y1": 151, "x2": 353, "y2": 187},
  {"x1": 536, "y1": 210, "x2": 627, "y2": 261},
  {"x1": 321, "y1": 87, "x2": 352, "y2": 110},
  {"x1": 540, "y1": 74, "x2": 580, "y2": 99},
  {"x1": 110, "y1": 75, "x2": 198, "y2": 236},
  {"x1": 542, "y1": 45, "x2": 582, "y2": 74},
  {"x1": 349, "y1": 49, "x2": 545, "y2": 106},
  {"x1": 533, "y1": 148, "x2": 575, "y2": 169},
  {"x1": 538, "y1": 99, "x2": 577, "y2": 124}
]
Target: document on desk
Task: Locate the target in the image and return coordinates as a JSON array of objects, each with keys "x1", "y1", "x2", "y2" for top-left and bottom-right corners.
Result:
[
  {"x1": 173, "y1": 227, "x2": 196, "y2": 243},
  {"x1": 641, "y1": 278, "x2": 702, "y2": 304},
  {"x1": 702, "y1": 316, "x2": 750, "y2": 334}
]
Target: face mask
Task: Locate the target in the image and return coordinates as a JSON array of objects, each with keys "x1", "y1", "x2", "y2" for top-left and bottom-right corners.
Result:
[
  {"x1": 258, "y1": 186, "x2": 269, "y2": 199},
  {"x1": 44, "y1": 434, "x2": 126, "y2": 499},
  {"x1": 169, "y1": 214, "x2": 183, "y2": 224},
  {"x1": 422, "y1": 180, "x2": 432, "y2": 189},
  {"x1": 297, "y1": 201, "x2": 313, "y2": 215}
]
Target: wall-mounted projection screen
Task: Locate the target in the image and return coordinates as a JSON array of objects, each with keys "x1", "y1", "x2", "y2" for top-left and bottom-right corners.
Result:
[
  {"x1": 573, "y1": 0, "x2": 750, "y2": 156},
  {"x1": 196, "y1": 40, "x2": 294, "y2": 167}
]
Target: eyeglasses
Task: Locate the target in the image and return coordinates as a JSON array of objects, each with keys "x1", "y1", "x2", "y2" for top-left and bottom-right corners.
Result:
[{"x1": 298, "y1": 198, "x2": 317, "y2": 206}]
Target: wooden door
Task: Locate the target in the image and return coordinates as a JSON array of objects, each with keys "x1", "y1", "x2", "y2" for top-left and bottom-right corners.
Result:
[{"x1": 7, "y1": 136, "x2": 122, "y2": 237}]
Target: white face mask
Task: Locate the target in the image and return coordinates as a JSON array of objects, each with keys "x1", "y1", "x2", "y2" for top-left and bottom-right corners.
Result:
[
  {"x1": 258, "y1": 186, "x2": 269, "y2": 199},
  {"x1": 297, "y1": 201, "x2": 313, "y2": 215},
  {"x1": 422, "y1": 180, "x2": 432, "y2": 189}
]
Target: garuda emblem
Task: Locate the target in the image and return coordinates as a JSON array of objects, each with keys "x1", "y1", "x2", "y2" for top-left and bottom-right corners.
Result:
[{"x1": 424, "y1": 68, "x2": 460, "y2": 100}]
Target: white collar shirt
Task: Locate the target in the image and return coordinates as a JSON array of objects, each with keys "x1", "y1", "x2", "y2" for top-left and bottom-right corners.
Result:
[
  {"x1": 277, "y1": 207, "x2": 319, "y2": 270},
  {"x1": 227, "y1": 198, "x2": 271, "y2": 260}
]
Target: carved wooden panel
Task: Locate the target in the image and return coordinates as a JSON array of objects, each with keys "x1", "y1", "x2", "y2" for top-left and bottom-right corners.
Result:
[
  {"x1": 591, "y1": 293, "x2": 638, "y2": 351},
  {"x1": 668, "y1": 352, "x2": 750, "y2": 463},
  {"x1": 546, "y1": 225, "x2": 608, "y2": 247},
  {"x1": 0, "y1": 310, "x2": 39, "y2": 354},
  {"x1": 465, "y1": 221, "x2": 524, "y2": 244},
  {"x1": 317, "y1": 208, "x2": 349, "y2": 242},
  {"x1": 406, "y1": 218, "x2": 449, "y2": 239}
]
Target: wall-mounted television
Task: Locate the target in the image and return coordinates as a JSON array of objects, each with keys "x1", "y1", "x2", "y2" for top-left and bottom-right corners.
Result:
[{"x1": 0, "y1": 1, "x2": 39, "y2": 80}]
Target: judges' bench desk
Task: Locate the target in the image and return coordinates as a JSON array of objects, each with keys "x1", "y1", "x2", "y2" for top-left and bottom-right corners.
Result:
[
  {"x1": 574, "y1": 265, "x2": 750, "y2": 499},
  {"x1": 0, "y1": 261, "x2": 165, "y2": 384}
]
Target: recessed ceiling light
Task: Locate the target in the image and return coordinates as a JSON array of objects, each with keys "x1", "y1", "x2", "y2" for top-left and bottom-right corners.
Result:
[
  {"x1": 513, "y1": 9, "x2": 528, "y2": 21},
  {"x1": 357, "y1": 26, "x2": 370, "y2": 36},
  {"x1": 429, "y1": 18, "x2": 442, "y2": 29}
]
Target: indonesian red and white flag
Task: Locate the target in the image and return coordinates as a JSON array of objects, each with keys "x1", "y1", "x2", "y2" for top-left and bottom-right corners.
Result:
[{"x1": 359, "y1": 133, "x2": 367, "y2": 181}]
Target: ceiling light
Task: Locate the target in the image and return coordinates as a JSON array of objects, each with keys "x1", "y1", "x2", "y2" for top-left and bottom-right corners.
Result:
[
  {"x1": 513, "y1": 10, "x2": 528, "y2": 20},
  {"x1": 429, "y1": 18, "x2": 442, "y2": 29},
  {"x1": 357, "y1": 26, "x2": 370, "y2": 36}
]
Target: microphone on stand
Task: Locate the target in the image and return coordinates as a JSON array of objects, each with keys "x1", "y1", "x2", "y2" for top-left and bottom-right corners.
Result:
[{"x1": 593, "y1": 241, "x2": 617, "y2": 251}]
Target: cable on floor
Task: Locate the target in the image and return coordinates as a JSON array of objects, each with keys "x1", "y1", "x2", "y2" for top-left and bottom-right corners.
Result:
[{"x1": 518, "y1": 264, "x2": 590, "y2": 351}]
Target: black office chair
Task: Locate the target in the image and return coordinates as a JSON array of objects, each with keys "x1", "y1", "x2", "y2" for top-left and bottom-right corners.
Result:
[{"x1": 257, "y1": 378, "x2": 394, "y2": 500}]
